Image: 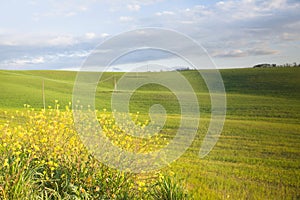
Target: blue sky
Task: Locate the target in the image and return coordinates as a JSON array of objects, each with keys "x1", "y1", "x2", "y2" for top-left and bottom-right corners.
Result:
[{"x1": 0, "y1": 0, "x2": 299, "y2": 70}]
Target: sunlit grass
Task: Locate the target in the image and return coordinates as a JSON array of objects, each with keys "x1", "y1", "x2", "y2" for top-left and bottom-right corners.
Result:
[
  {"x1": 1, "y1": 68, "x2": 300, "y2": 199},
  {"x1": 0, "y1": 103, "x2": 187, "y2": 199}
]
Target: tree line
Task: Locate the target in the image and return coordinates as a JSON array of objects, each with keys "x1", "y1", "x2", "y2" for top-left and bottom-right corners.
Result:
[{"x1": 253, "y1": 62, "x2": 300, "y2": 68}]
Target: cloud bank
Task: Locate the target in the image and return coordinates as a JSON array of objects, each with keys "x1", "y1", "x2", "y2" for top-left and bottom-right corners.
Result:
[{"x1": 0, "y1": 0, "x2": 299, "y2": 70}]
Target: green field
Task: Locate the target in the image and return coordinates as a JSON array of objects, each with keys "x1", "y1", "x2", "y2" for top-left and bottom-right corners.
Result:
[{"x1": 0, "y1": 68, "x2": 300, "y2": 199}]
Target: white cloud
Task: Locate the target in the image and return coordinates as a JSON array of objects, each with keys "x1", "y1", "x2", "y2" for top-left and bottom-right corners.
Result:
[
  {"x1": 0, "y1": 33, "x2": 76, "y2": 46},
  {"x1": 212, "y1": 48, "x2": 279, "y2": 58},
  {"x1": 0, "y1": 31, "x2": 111, "y2": 47},
  {"x1": 264, "y1": 0, "x2": 287, "y2": 9},
  {"x1": 119, "y1": 16, "x2": 134, "y2": 22},
  {"x1": 216, "y1": 0, "x2": 267, "y2": 19},
  {"x1": 281, "y1": 32, "x2": 300, "y2": 41},
  {"x1": 181, "y1": 4, "x2": 212, "y2": 18},
  {"x1": 2, "y1": 56, "x2": 45, "y2": 66},
  {"x1": 100, "y1": 33, "x2": 110, "y2": 38},
  {"x1": 32, "y1": 1, "x2": 90, "y2": 19},
  {"x1": 248, "y1": 48, "x2": 279, "y2": 56},
  {"x1": 112, "y1": 0, "x2": 163, "y2": 6},
  {"x1": 1, "y1": 0, "x2": 300, "y2": 70},
  {"x1": 214, "y1": 0, "x2": 300, "y2": 20},
  {"x1": 82, "y1": 32, "x2": 110, "y2": 41},
  {"x1": 56, "y1": 50, "x2": 90, "y2": 58},
  {"x1": 47, "y1": 35, "x2": 77, "y2": 46},
  {"x1": 65, "y1": 12, "x2": 77, "y2": 17},
  {"x1": 85, "y1": 32, "x2": 96, "y2": 39},
  {"x1": 0, "y1": 49, "x2": 92, "y2": 69},
  {"x1": 155, "y1": 11, "x2": 175, "y2": 16},
  {"x1": 127, "y1": 4, "x2": 141, "y2": 11},
  {"x1": 178, "y1": 20, "x2": 195, "y2": 24},
  {"x1": 213, "y1": 49, "x2": 248, "y2": 57},
  {"x1": 216, "y1": 1, "x2": 224, "y2": 6},
  {"x1": 79, "y1": 5, "x2": 88, "y2": 11},
  {"x1": 108, "y1": 0, "x2": 163, "y2": 12}
]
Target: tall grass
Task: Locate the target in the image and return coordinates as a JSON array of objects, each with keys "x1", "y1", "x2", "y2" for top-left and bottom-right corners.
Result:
[{"x1": 0, "y1": 104, "x2": 188, "y2": 199}]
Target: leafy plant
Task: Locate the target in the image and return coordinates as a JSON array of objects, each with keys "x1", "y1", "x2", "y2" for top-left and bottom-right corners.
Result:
[{"x1": 149, "y1": 174, "x2": 189, "y2": 200}]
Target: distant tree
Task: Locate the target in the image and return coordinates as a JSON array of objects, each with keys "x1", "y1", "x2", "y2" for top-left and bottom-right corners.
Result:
[
  {"x1": 293, "y1": 62, "x2": 297, "y2": 67},
  {"x1": 175, "y1": 66, "x2": 191, "y2": 71},
  {"x1": 253, "y1": 62, "x2": 299, "y2": 68},
  {"x1": 253, "y1": 63, "x2": 271, "y2": 68}
]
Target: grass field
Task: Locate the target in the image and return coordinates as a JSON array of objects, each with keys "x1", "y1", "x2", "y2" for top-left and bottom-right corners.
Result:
[{"x1": 0, "y1": 68, "x2": 300, "y2": 199}]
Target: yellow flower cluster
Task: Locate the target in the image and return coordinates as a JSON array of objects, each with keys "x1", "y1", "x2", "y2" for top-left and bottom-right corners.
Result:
[
  {"x1": 0, "y1": 103, "x2": 88, "y2": 181},
  {"x1": 0, "y1": 102, "x2": 140, "y2": 198},
  {"x1": 0, "y1": 101, "x2": 181, "y2": 199},
  {"x1": 98, "y1": 110, "x2": 168, "y2": 154}
]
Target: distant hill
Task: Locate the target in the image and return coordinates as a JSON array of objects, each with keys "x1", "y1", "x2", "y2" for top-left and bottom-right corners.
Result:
[{"x1": 0, "y1": 68, "x2": 299, "y2": 121}]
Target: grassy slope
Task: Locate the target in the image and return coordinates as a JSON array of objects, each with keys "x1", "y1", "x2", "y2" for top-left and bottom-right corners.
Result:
[
  {"x1": 1, "y1": 68, "x2": 299, "y2": 121},
  {"x1": 0, "y1": 68, "x2": 300, "y2": 199}
]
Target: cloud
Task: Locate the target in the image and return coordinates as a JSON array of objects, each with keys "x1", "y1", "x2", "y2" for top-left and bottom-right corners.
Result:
[
  {"x1": 163, "y1": 0, "x2": 299, "y2": 60},
  {"x1": 65, "y1": 12, "x2": 77, "y2": 17},
  {"x1": 155, "y1": 11, "x2": 175, "y2": 16},
  {"x1": 213, "y1": 48, "x2": 279, "y2": 58},
  {"x1": 248, "y1": 48, "x2": 279, "y2": 56},
  {"x1": 56, "y1": 50, "x2": 91, "y2": 58},
  {"x1": 112, "y1": 0, "x2": 163, "y2": 6},
  {"x1": 47, "y1": 35, "x2": 77, "y2": 46},
  {"x1": 127, "y1": 4, "x2": 141, "y2": 11},
  {"x1": 213, "y1": 49, "x2": 248, "y2": 57},
  {"x1": 178, "y1": 20, "x2": 196, "y2": 25},
  {"x1": 100, "y1": 33, "x2": 110, "y2": 38},
  {"x1": 0, "y1": 38, "x2": 94, "y2": 69},
  {"x1": 78, "y1": 5, "x2": 88, "y2": 11},
  {"x1": 119, "y1": 16, "x2": 134, "y2": 22},
  {"x1": 1, "y1": 0, "x2": 299, "y2": 70},
  {"x1": 2, "y1": 56, "x2": 45, "y2": 66},
  {"x1": 108, "y1": 0, "x2": 163, "y2": 12},
  {"x1": 0, "y1": 33, "x2": 79, "y2": 47},
  {"x1": 33, "y1": 1, "x2": 90, "y2": 19},
  {"x1": 181, "y1": 5, "x2": 212, "y2": 18},
  {"x1": 281, "y1": 32, "x2": 300, "y2": 41},
  {"x1": 212, "y1": 0, "x2": 300, "y2": 22},
  {"x1": 0, "y1": 31, "x2": 111, "y2": 48},
  {"x1": 85, "y1": 32, "x2": 96, "y2": 40},
  {"x1": 215, "y1": 0, "x2": 269, "y2": 20}
]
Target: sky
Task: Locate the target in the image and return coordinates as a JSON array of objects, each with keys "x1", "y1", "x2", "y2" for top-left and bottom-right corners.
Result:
[{"x1": 0, "y1": 0, "x2": 299, "y2": 71}]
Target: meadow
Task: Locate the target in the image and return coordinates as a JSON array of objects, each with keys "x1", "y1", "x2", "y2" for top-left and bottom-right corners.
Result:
[{"x1": 0, "y1": 67, "x2": 299, "y2": 199}]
